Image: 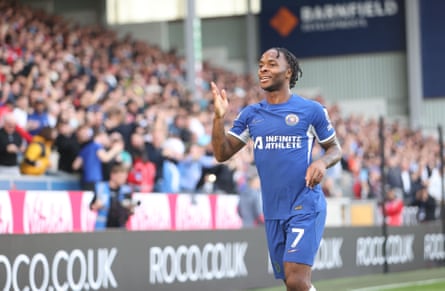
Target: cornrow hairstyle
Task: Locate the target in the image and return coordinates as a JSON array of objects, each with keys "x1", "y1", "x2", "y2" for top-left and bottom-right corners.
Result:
[{"x1": 274, "y1": 47, "x2": 303, "y2": 89}]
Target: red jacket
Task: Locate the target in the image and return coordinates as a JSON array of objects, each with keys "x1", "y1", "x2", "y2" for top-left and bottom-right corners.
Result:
[
  {"x1": 384, "y1": 199, "x2": 404, "y2": 226},
  {"x1": 127, "y1": 158, "x2": 156, "y2": 193}
]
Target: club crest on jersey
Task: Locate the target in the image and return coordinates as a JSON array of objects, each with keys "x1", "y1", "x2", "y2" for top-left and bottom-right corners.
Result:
[{"x1": 285, "y1": 114, "x2": 299, "y2": 126}]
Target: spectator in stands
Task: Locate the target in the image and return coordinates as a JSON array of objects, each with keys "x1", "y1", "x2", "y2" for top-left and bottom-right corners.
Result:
[
  {"x1": 410, "y1": 184, "x2": 437, "y2": 223},
  {"x1": 127, "y1": 130, "x2": 156, "y2": 192},
  {"x1": 158, "y1": 137, "x2": 185, "y2": 193},
  {"x1": 365, "y1": 167, "x2": 383, "y2": 201},
  {"x1": 237, "y1": 168, "x2": 264, "y2": 228},
  {"x1": 83, "y1": 105, "x2": 105, "y2": 133},
  {"x1": 0, "y1": 96, "x2": 15, "y2": 117},
  {"x1": 72, "y1": 125, "x2": 123, "y2": 191},
  {"x1": 198, "y1": 162, "x2": 238, "y2": 194},
  {"x1": 20, "y1": 126, "x2": 57, "y2": 175},
  {"x1": 0, "y1": 113, "x2": 25, "y2": 175},
  {"x1": 101, "y1": 131, "x2": 132, "y2": 181},
  {"x1": 125, "y1": 98, "x2": 142, "y2": 124},
  {"x1": 414, "y1": 152, "x2": 442, "y2": 203},
  {"x1": 47, "y1": 101, "x2": 61, "y2": 128},
  {"x1": 90, "y1": 163, "x2": 136, "y2": 229},
  {"x1": 54, "y1": 117, "x2": 80, "y2": 175},
  {"x1": 399, "y1": 156, "x2": 415, "y2": 203},
  {"x1": 104, "y1": 105, "x2": 136, "y2": 151},
  {"x1": 427, "y1": 165, "x2": 443, "y2": 203},
  {"x1": 178, "y1": 141, "x2": 215, "y2": 193},
  {"x1": 0, "y1": 95, "x2": 33, "y2": 143},
  {"x1": 12, "y1": 95, "x2": 28, "y2": 129},
  {"x1": 168, "y1": 108, "x2": 193, "y2": 145},
  {"x1": 145, "y1": 111, "x2": 168, "y2": 191},
  {"x1": 111, "y1": 131, "x2": 132, "y2": 168},
  {"x1": 195, "y1": 134, "x2": 238, "y2": 194},
  {"x1": 0, "y1": 82, "x2": 12, "y2": 107},
  {"x1": 27, "y1": 96, "x2": 50, "y2": 136},
  {"x1": 383, "y1": 186, "x2": 404, "y2": 226}
]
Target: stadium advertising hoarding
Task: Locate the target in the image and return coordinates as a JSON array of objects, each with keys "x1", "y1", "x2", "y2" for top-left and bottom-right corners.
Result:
[
  {"x1": 420, "y1": 1, "x2": 445, "y2": 98},
  {"x1": 0, "y1": 229, "x2": 275, "y2": 291},
  {"x1": 0, "y1": 190, "x2": 97, "y2": 234},
  {"x1": 259, "y1": 0, "x2": 406, "y2": 58},
  {"x1": 313, "y1": 223, "x2": 445, "y2": 280},
  {"x1": 0, "y1": 224, "x2": 443, "y2": 291},
  {"x1": 0, "y1": 191, "x2": 243, "y2": 234},
  {"x1": 0, "y1": 190, "x2": 372, "y2": 234},
  {"x1": 128, "y1": 192, "x2": 243, "y2": 231}
]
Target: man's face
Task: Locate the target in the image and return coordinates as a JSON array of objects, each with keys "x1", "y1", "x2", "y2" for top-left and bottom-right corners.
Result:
[
  {"x1": 34, "y1": 100, "x2": 46, "y2": 112},
  {"x1": 3, "y1": 119, "x2": 16, "y2": 134},
  {"x1": 77, "y1": 127, "x2": 92, "y2": 142},
  {"x1": 112, "y1": 170, "x2": 128, "y2": 185},
  {"x1": 257, "y1": 49, "x2": 291, "y2": 92}
]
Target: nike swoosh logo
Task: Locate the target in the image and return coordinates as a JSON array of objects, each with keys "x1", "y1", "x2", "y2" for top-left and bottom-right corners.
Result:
[{"x1": 251, "y1": 119, "x2": 264, "y2": 125}]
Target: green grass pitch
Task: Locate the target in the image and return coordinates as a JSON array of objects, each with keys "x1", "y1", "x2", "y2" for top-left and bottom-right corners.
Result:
[{"x1": 245, "y1": 267, "x2": 445, "y2": 291}]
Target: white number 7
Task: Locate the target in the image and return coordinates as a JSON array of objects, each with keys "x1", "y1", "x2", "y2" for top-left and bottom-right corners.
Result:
[{"x1": 290, "y1": 228, "x2": 305, "y2": 248}]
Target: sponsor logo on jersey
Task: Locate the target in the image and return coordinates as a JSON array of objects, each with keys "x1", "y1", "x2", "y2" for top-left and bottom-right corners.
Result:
[{"x1": 253, "y1": 135, "x2": 302, "y2": 150}]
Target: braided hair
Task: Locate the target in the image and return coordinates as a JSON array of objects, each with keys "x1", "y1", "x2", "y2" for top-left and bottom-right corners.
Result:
[{"x1": 274, "y1": 47, "x2": 302, "y2": 89}]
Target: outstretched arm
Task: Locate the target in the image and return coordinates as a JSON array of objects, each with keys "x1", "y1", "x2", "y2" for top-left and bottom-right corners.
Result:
[
  {"x1": 211, "y1": 82, "x2": 245, "y2": 162},
  {"x1": 305, "y1": 136, "x2": 342, "y2": 188}
]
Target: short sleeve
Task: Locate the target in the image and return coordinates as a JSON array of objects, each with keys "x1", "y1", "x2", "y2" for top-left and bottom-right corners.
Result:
[
  {"x1": 312, "y1": 104, "x2": 336, "y2": 143},
  {"x1": 228, "y1": 108, "x2": 251, "y2": 143}
]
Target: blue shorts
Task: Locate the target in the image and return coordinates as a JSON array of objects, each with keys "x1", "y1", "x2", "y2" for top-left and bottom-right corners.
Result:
[{"x1": 265, "y1": 210, "x2": 326, "y2": 279}]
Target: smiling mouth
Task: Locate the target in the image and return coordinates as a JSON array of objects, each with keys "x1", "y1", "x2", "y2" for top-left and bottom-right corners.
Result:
[{"x1": 260, "y1": 76, "x2": 271, "y2": 83}]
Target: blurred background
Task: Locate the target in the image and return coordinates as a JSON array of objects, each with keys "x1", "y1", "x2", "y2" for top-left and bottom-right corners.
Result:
[{"x1": 0, "y1": 0, "x2": 444, "y2": 290}]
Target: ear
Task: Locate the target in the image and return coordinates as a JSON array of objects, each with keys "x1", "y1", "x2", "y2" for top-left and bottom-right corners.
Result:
[{"x1": 285, "y1": 67, "x2": 292, "y2": 79}]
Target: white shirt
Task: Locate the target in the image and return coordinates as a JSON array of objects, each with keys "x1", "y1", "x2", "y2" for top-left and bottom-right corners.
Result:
[
  {"x1": 12, "y1": 108, "x2": 28, "y2": 128},
  {"x1": 401, "y1": 170, "x2": 411, "y2": 194}
]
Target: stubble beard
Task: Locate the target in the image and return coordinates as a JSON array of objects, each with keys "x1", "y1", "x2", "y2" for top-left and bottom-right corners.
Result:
[
  {"x1": 262, "y1": 85, "x2": 277, "y2": 92},
  {"x1": 261, "y1": 80, "x2": 284, "y2": 92}
]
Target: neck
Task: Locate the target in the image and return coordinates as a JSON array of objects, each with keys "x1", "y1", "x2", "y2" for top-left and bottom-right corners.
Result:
[
  {"x1": 109, "y1": 181, "x2": 119, "y2": 189},
  {"x1": 264, "y1": 88, "x2": 291, "y2": 104}
]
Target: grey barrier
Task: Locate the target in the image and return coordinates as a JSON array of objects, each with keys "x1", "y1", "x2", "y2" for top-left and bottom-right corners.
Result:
[{"x1": 0, "y1": 223, "x2": 443, "y2": 291}]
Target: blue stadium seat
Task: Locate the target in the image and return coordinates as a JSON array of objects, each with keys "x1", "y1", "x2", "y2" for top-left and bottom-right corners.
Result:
[
  {"x1": 0, "y1": 176, "x2": 81, "y2": 191},
  {"x1": 13, "y1": 179, "x2": 49, "y2": 190},
  {"x1": 0, "y1": 179, "x2": 12, "y2": 190},
  {"x1": 51, "y1": 180, "x2": 81, "y2": 190}
]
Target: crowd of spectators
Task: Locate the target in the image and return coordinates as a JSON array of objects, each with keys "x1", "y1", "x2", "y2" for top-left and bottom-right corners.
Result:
[
  {"x1": 0, "y1": 2, "x2": 442, "y2": 224},
  {"x1": 0, "y1": 1, "x2": 255, "y2": 196}
]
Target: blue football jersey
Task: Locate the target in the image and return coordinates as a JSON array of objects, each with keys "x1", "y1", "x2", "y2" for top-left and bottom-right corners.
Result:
[{"x1": 228, "y1": 94, "x2": 336, "y2": 219}]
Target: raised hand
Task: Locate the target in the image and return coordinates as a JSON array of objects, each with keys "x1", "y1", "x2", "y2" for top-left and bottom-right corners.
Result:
[{"x1": 211, "y1": 82, "x2": 229, "y2": 118}]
